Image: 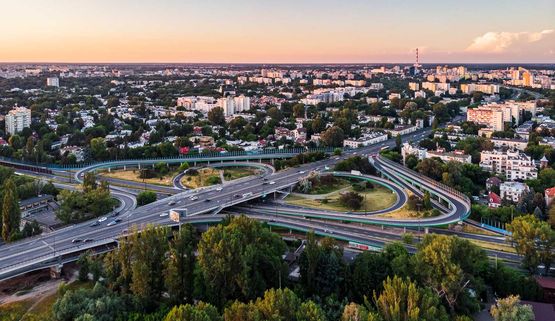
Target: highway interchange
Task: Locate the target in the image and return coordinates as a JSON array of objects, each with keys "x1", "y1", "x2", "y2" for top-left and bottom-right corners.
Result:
[{"x1": 0, "y1": 128, "x2": 521, "y2": 281}]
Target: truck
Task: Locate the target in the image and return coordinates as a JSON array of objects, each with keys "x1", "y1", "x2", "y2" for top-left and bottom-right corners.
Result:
[
  {"x1": 169, "y1": 209, "x2": 187, "y2": 223},
  {"x1": 350, "y1": 170, "x2": 362, "y2": 176}
]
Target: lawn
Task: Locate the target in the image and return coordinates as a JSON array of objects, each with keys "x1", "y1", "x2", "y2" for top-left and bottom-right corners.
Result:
[
  {"x1": 0, "y1": 281, "x2": 92, "y2": 321},
  {"x1": 222, "y1": 167, "x2": 259, "y2": 181},
  {"x1": 180, "y1": 168, "x2": 222, "y2": 189},
  {"x1": 285, "y1": 186, "x2": 397, "y2": 213},
  {"x1": 101, "y1": 168, "x2": 178, "y2": 187}
]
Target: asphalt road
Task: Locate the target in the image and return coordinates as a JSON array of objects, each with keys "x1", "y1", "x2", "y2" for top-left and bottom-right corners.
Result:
[{"x1": 3, "y1": 127, "x2": 477, "y2": 281}]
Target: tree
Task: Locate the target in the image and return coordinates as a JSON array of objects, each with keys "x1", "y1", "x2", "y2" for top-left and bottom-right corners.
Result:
[
  {"x1": 490, "y1": 295, "x2": 534, "y2": 321},
  {"x1": 197, "y1": 216, "x2": 286, "y2": 307},
  {"x1": 416, "y1": 158, "x2": 444, "y2": 181},
  {"x1": 422, "y1": 191, "x2": 432, "y2": 210},
  {"x1": 341, "y1": 303, "x2": 369, "y2": 321},
  {"x1": 507, "y1": 215, "x2": 555, "y2": 274},
  {"x1": 164, "y1": 224, "x2": 197, "y2": 305},
  {"x1": 297, "y1": 300, "x2": 327, "y2": 321},
  {"x1": 2, "y1": 178, "x2": 21, "y2": 242},
  {"x1": 129, "y1": 225, "x2": 170, "y2": 308},
  {"x1": 164, "y1": 302, "x2": 221, "y2": 321},
  {"x1": 414, "y1": 235, "x2": 486, "y2": 315},
  {"x1": 374, "y1": 276, "x2": 448, "y2": 321},
  {"x1": 208, "y1": 107, "x2": 226, "y2": 126},
  {"x1": 395, "y1": 134, "x2": 402, "y2": 152},
  {"x1": 90, "y1": 137, "x2": 108, "y2": 161},
  {"x1": 82, "y1": 172, "x2": 98, "y2": 193},
  {"x1": 321, "y1": 126, "x2": 345, "y2": 147},
  {"x1": 179, "y1": 162, "x2": 190, "y2": 172},
  {"x1": 339, "y1": 192, "x2": 363, "y2": 210},
  {"x1": 137, "y1": 191, "x2": 157, "y2": 206},
  {"x1": 349, "y1": 252, "x2": 389, "y2": 302}
]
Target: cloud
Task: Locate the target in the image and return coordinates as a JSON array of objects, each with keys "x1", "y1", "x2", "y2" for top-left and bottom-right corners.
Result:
[{"x1": 466, "y1": 29, "x2": 554, "y2": 53}]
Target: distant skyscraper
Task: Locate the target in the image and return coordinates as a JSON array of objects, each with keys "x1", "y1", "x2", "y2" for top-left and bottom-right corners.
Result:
[{"x1": 46, "y1": 77, "x2": 59, "y2": 87}]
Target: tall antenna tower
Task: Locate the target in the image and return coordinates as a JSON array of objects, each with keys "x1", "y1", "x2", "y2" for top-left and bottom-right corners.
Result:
[{"x1": 414, "y1": 48, "x2": 421, "y2": 68}]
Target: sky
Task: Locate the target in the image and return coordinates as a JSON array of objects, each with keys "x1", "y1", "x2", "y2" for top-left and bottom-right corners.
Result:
[{"x1": 0, "y1": 0, "x2": 554, "y2": 63}]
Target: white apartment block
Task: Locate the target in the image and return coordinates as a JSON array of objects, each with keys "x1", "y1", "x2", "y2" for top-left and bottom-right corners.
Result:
[
  {"x1": 480, "y1": 150, "x2": 537, "y2": 180},
  {"x1": 343, "y1": 132, "x2": 388, "y2": 148},
  {"x1": 500, "y1": 181, "x2": 529, "y2": 203},
  {"x1": 46, "y1": 77, "x2": 59, "y2": 87},
  {"x1": 5, "y1": 106, "x2": 31, "y2": 135},
  {"x1": 426, "y1": 149, "x2": 472, "y2": 164}
]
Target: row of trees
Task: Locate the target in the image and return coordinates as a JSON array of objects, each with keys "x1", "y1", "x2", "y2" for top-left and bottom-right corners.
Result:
[{"x1": 48, "y1": 214, "x2": 539, "y2": 321}]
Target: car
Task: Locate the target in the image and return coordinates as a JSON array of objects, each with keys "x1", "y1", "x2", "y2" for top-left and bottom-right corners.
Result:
[
  {"x1": 262, "y1": 182, "x2": 268, "y2": 185},
  {"x1": 107, "y1": 221, "x2": 117, "y2": 226},
  {"x1": 216, "y1": 187, "x2": 222, "y2": 191},
  {"x1": 115, "y1": 218, "x2": 122, "y2": 223},
  {"x1": 299, "y1": 171, "x2": 306, "y2": 174},
  {"x1": 269, "y1": 181, "x2": 275, "y2": 185},
  {"x1": 90, "y1": 221, "x2": 99, "y2": 227},
  {"x1": 324, "y1": 166, "x2": 330, "y2": 170},
  {"x1": 83, "y1": 238, "x2": 93, "y2": 243},
  {"x1": 160, "y1": 212, "x2": 169, "y2": 217},
  {"x1": 190, "y1": 196, "x2": 198, "y2": 201},
  {"x1": 72, "y1": 239, "x2": 82, "y2": 243},
  {"x1": 234, "y1": 194, "x2": 242, "y2": 198},
  {"x1": 204, "y1": 199, "x2": 211, "y2": 202},
  {"x1": 98, "y1": 216, "x2": 107, "y2": 222},
  {"x1": 168, "y1": 201, "x2": 176, "y2": 206}
]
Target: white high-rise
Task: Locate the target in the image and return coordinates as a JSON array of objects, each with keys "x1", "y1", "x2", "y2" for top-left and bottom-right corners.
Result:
[
  {"x1": 5, "y1": 106, "x2": 31, "y2": 135},
  {"x1": 46, "y1": 77, "x2": 60, "y2": 87},
  {"x1": 234, "y1": 95, "x2": 250, "y2": 112}
]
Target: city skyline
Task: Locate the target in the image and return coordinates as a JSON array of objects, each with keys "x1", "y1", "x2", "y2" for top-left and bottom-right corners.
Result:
[{"x1": 1, "y1": 0, "x2": 554, "y2": 64}]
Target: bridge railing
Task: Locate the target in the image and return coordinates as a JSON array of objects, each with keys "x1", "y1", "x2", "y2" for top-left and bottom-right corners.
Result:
[
  {"x1": 1, "y1": 147, "x2": 339, "y2": 170},
  {"x1": 376, "y1": 156, "x2": 471, "y2": 214}
]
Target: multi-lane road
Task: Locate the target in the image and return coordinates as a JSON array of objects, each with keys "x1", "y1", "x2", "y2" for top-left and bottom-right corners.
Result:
[{"x1": 0, "y1": 128, "x2": 497, "y2": 281}]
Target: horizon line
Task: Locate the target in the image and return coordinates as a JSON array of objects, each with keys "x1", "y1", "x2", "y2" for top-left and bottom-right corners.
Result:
[{"x1": 1, "y1": 61, "x2": 555, "y2": 66}]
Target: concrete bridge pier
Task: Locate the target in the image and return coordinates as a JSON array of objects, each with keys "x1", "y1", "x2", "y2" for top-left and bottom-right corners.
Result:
[{"x1": 50, "y1": 264, "x2": 63, "y2": 279}]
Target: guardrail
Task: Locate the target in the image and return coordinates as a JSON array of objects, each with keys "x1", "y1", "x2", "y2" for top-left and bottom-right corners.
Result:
[
  {"x1": 375, "y1": 155, "x2": 471, "y2": 219},
  {"x1": 0, "y1": 147, "x2": 338, "y2": 170}
]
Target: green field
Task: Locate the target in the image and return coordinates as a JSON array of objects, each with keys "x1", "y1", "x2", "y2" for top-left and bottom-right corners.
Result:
[{"x1": 285, "y1": 186, "x2": 397, "y2": 213}]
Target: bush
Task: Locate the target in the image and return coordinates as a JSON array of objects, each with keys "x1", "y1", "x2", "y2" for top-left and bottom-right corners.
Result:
[
  {"x1": 339, "y1": 191, "x2": 363, "y2": 210},
  {"x1": 137, "y1": 191, "x2": 157, "y2": 206}
]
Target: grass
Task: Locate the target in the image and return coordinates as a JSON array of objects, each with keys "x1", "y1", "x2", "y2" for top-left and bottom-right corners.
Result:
[
  {"x1": 377, "y1": 206, "x2": 426, "y2": 219},
  {"x1": 0, "y1": 281, "x2": 92, "y2": 321},
  {"x1": 468, "y1": 239, "x2": 516, "y2": 254},
  {"x1": 461, "y1": 223, "x2": 499, "y2": 236},
  {"x1": 180, "y1": 168, "x2": 222, "y2": 189},
  {"x1": 285, "y1": 186, "x2": 397, "y2": 213},
  {"x1": 101, "y1": 168, "x2": 178, "y2": 187},
  {"x1": 309, "y1": 178, "x2": 351, "y2": 195},
  {"x1": 0, "y1": 300, "x2": 34, "y2": 321},
  {"x1": 222, "y1": 167, "x2": 258, "y2": 180}
]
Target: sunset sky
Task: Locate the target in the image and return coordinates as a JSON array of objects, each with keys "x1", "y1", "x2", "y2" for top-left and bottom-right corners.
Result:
[{"x1": 1, "y1": 0, "x2": 554, "y2": 63}]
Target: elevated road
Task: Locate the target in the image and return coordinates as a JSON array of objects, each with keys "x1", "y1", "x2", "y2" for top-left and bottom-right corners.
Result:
[{"x1": 3, "y1": 127, "x2": 478, "y2": 281}]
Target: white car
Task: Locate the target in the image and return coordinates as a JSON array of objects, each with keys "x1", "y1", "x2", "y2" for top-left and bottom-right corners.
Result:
[
  {"x1": 159, "y1": 212, "x2": 169, "y2": 217},
  {"x1": 190, "y1": 196, "x2": 199, "y2": 201},
  {"x1": 269, "y1": 181, "x2": 276, "y2": 185},
  {"x1": 216, "y1": 187, "x2": 223, "y2": 191},
  {"x1": 98, "y1": 217, "x2": 107, "y2": 222},
  {"x1": 299, "y1": 171, "x2": 306, "y2": 174}
]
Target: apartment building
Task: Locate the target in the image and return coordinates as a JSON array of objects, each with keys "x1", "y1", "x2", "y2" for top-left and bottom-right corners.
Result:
[
  {"x1": 500, "y1": 181, "x2": 529, "y2": 203},
  {"x1": 5, "y1": 106, "x2": 31, "y2": 135},
  {"x1": 480, "y1": 150, "x2": 537, "y2": 180},
  {"x1": 467, "y1": 107, "x2": 504, "y2": 131},
  {"x1": 460, "y1": 83, "x2": 500, "y2": 95},
  {"x1": 343, "y1": 132, "x2": 388, "y2": 148}
]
